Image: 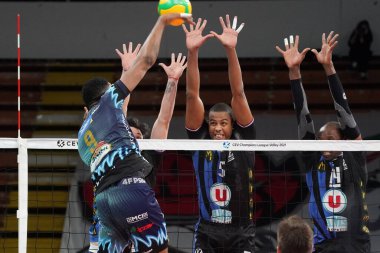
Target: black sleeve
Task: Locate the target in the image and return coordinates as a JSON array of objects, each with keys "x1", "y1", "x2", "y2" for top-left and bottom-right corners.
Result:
[
  {"x1": 113, "y1": 79, "x2": 131, "y2": 101},
  {"x1": 350, "y1": 151, "x2": 368, "y2": 186},
  {"x1": 186, "y1": 121, "x2": 210, "y2": 139},
  {"x1": 327, "y1": 74, "x2": 361, "y2": 139},
  {"x1": 142, "y1": 150, "x2": 162, "y2": 188},
  {"x1": 233, "y1": 120, "x2": 256, "y2": 140},
  {"x1": 290, "y1": 79, "x2": 315, "y2": 140}
]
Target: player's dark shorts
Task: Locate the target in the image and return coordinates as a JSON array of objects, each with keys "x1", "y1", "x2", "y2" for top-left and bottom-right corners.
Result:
[
  {"x1": 95, "y1": 177, "x2": 168, "y2": 253},
  {"x1": 314, "y1": 238, "x2": 370, "y2": 253},
  {"x1": 193, "y1": 220, "x2": 255, "y2": 253}
]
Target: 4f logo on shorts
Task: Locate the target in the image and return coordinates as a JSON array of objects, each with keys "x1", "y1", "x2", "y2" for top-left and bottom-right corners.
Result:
[
  {"x1": 322, "y1": 189, "x2": 347, "y2": 214},
  {"x1": 195, "y1": 248, "x2": 203, "y2": 253}
]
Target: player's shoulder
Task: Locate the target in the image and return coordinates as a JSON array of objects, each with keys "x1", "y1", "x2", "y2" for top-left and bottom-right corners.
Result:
[{"x1": 233, "y1": 119, "x2": 255, "y2": 140}]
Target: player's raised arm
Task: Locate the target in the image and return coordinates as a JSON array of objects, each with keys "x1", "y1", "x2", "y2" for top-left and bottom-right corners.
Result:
[
  {"x1": 210, "y1": 15, "x2": 253, "y2": 127},
  {"x1": 311, "y1": 31, "x2": 361, "y2": 140},
  {"x1": 115, "y1": 41, "x2": 140, "y2": 114},
  {"x1": 182, "y1": 18, "x2": 214, "y2": 130},
  {"x1": 151, "y1": 53, "x2": 187, "y2": 139},
  {"x1": 276, "y1": 35, "x2": 315, "y2": 140},
  {"x1": 120, "y1": 13, "x2": 193, "y2": 93}
]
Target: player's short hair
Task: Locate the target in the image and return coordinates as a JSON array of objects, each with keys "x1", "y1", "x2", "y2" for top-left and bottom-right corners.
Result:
[
  {"x1": 127, "y1": 117, "x2": 151, "y2": 139},
  {"x1": 82, "y1": 77, "x2": 110, "y2": 109},
  {"x1": 208, "y1": 103, "x2": 235, "y2": 122},
  {"x1": 277, "y1": 215, "x2": 313, "y2": 253},
  {"x1": 317, "y1": 121, "x2": 343, "y2": 139}
]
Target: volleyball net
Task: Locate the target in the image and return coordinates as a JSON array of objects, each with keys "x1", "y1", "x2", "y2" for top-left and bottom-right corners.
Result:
[{"x1": 1, "y1": 138, "x2": 380, "y2": 253}]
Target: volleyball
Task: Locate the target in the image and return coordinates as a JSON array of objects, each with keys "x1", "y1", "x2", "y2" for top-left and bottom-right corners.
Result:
[{"x1": 157, "y1": 0, "x2": 192, "y2": 26}]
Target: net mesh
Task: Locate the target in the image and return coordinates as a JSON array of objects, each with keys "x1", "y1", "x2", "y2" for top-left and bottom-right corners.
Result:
[{"x1": 0, "y1": 138, "x2": 380, "y2": 253}]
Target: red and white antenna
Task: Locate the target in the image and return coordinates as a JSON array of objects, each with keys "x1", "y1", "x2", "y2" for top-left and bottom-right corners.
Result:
[{"x1": 17, "y1": 14, "x2": 21, "y2": 138}]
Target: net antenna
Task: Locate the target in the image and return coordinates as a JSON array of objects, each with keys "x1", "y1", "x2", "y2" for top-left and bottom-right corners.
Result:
[{"x1": 16, "y1": 13, "x2": 28, "y2": 253}]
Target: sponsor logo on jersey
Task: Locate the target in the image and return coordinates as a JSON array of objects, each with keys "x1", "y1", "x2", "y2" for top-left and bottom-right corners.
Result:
[
  {"x1": 211, "y1": 209, "x2": 232, "y2": 224},
  {"x1": 343, "y1": 159, "x2": 348, "y2": 170},
  {"x1": 126, "y1": 212, "x2": 148, "y2": 224},
  {"x1": 322, "y1": 189, "x2": 347, "y2": 214},
  {"x1": 210, "y1": 183, "x2": 231, "y2": 207},
  {"x1": 90, "y1": 141, "x2": 111, "y2": 173},
  {"x1": 326, "y1": 215, "x2": 348, "y2": 232},
  {"x1": 137, "y1": 223, "x2": 153, "y2": 233},
  {"x1": 227, "y1": 151, "x2": 235, "y2": 162},
  {"x1": 329, "y1": 166, "x2": 341, "y2": 188},
  {"x1": 206, "y1": 151, "x2": 213, "y2": 161}
]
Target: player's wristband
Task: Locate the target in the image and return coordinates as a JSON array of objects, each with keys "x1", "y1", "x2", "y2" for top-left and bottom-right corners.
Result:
[{"x1": 168, "y1": 76, "x2": 179, "y2": 81}]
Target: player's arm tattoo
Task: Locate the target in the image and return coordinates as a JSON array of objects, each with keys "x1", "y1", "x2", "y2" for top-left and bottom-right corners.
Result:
[{"x1": 165, "y1": 80, "x2": 176, "y2": 94}]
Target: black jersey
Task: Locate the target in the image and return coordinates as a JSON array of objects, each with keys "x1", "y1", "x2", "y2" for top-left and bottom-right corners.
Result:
[
  {"x1": 304, "y1": 151, "x2": 370, "y2": 245},
  {"x1": 187, "y1": 120, "x2": 256, "y2": 225}
]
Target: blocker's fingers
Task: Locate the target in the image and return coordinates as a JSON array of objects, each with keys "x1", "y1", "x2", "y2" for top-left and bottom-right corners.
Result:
[
  {"x1": 219, "y1": 16, "x2": 227, "y2": 29},
  {"x1": 171, "y1": 53, "x2": 175, "y2": 63},
  {"x1": 133, "y1": 43, "x2": 142, "y2": 54},
  {"x1": 284, "y1": 38, "x2": 289, "y2": 50},
  {"x1": 182, "y1": 24, "x2": 189, "y2": 33},
  {"x1": 195, "y1": 18, "x2": 202, "y2": 30},
  {"x1": 236, "y1": 23, "x2": 244, "y2": 33},
  {"x1": 289, "y1": 35, "x2": 294, "y2": 47},
  {"x1": 275, "y1": 45, "x2": 285, "y2": 55},
  {"x1": 122, "y1": 43, "x2": 127, "y2": 53},
  {"x1": 226, "y1": 14, "x2": 231, "y2": 28},
  {"x1": 180, "y1": 55, "x2": 187, "y2": 65},
  {"x1": 128, "y1": 42, "x2": 133, "y2": 53},
  {"x1": 177, "y1": 52, "x2": 183, "y2": 62},
  {"x1": 232, "y1": 16, "x2": 237, "y2": 30},
  {"x1": 326, "y1": 31, "x2": 334, "y2": 42}
]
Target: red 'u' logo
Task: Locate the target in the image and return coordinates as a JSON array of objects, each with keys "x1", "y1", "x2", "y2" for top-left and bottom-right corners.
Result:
[
  {"x1": 328, "y1": 195, "x2": 341, "y2": 208},
  {"x1": 215, "y1": 189, "x2": 227, "y2": 201}
]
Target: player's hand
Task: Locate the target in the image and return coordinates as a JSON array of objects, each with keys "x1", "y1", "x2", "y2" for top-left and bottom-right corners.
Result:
[
  {"x1": 158, "y1": 53, "x2": 187, "y2": 80},
  {"x1": 115, "y1": 42, "x2": 142, "y2": 71},
  {"x1": 311, "y1": 31, "x2": 338, "y2": 67},
  {"x1": 210, "y1": 15, "x2": 244, "y2": 49},
  {"x1": 182, "y1": 18, "x2": 214, "y2": 51},
  {"x1": 275, "y1": 35, "x2": 310, "y2": 69},
  {"x1": 160, "y1": 13, "x2": 195, "y2": 26}
]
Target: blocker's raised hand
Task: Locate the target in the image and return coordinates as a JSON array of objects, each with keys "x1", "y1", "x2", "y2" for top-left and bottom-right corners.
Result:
[
  {"x1": 159, "y1": 53, "x2": 187, "y2": 80},
  {"x1": 182, "y1": 18, "x2": 214, "y2": 51},
  {"x1": 275, "y1": 35, "x2": 310, "y2": 69},
  {"x1": 210, "y1": 14, "x2": 244, "y2": 49},
  {"x1": 311, "y1": 31, "x2": 339, "y2": 66}
]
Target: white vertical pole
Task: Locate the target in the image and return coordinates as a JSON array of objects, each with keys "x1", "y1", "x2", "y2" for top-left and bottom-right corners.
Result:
[
  {"x1": 17, "y1": 13, "x2": 28, "y2": 253},
  {"x1": 17, "y1": 137, "x2": 28, "y2": 253}
]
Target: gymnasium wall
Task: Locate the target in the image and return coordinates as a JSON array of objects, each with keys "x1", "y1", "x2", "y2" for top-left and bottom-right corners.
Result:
[{"x1": 0, "y1": 0, "x2": 379, "y2": 59}]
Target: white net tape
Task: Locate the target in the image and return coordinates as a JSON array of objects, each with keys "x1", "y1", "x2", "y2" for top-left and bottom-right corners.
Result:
[{"x1": 2, "y1": 138, "x2": 380, "y2": 151}]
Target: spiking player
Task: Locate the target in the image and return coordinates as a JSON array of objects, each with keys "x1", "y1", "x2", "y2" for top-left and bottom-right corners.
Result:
[
  {"x1": 276, "y1": 31, "x2": 370, "y2": 253},
  {"x1": 87, "y1": 47, "x2": 187, "y2": 253},
  {"x1": 78, "y1": 13, "x2": 193, "y2": 253},
  {"x1": 183, "y1": 15, "x2": 256, "y2": 252}
]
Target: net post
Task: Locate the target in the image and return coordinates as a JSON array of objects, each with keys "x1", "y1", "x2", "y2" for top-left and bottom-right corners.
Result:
[
  {"x1": 17, "y1": 14, "x2": 21, "y2": 138},
  {"x1": 17, "y1": 137, "x2": 28, "y2": 253}
]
